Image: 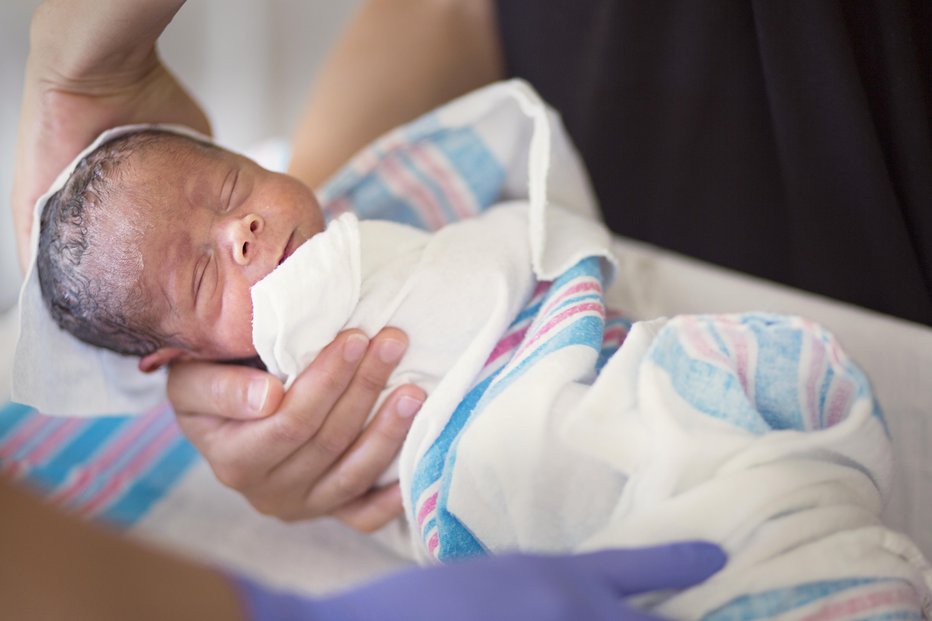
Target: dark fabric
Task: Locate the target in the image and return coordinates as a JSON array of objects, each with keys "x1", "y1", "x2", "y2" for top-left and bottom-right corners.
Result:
[{"x1": 496, "y1": 0, "x2": 932, "y2": 326}]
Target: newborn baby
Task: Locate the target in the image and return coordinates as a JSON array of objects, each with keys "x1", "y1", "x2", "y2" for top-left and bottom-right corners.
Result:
[{"x1": 36, "y1": 126, "x2": 607, "y2": 395}]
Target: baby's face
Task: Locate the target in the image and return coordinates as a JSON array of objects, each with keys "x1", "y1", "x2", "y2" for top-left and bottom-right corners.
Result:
[{"x1": 121, "y1": 141, "x2": 325, "y2": 369}]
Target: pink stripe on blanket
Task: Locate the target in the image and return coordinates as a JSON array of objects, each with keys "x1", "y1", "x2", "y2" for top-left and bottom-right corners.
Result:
[
  {"x1": 0, "y1": 413, "x2": 53, "y2": 460},
  {"x1": 17, "y1": 417, "x2": 85, "y2": 465},
  {"x1": 804, "y1": 329, "x2": 828, "y2": 428},
  {"x1": 716, "y1": 316, "x2": 753, "y2": 398},
  {"x1": 380, "y1": 155, "x2": 446, "y2": 231},
  {"x1": 51, "y1": 407, "x2": 169, "y2": 506},
  {"x1": 602, "y1": 325, "x2": 629, "y2": 346},
  {"x1": 539, "y1": 280, "x2": 602, "y2": 318},
  {"x1": 795, "y1": 583, "x2": 918, "y2": 621},
  {"x1": 485, "y1": 325, "x2": 532, "y2": 367},
  {"x1": 417, "y1": 492, "x2": 438, "y2": 527},
  {"x1": 515, "y1": 302, "x2": 605, "y2": 359},
  {"x1": 825, "y1": 381, "x2": 855, "y2": 428},
  {"x1": 411, "y1": 142, "x2": 478, "y2": 220},
  {"x1": 679, "y1": 316, "x2": 733, "y2": 370},
  {"x1": 427, "y1": 531, "x2": 440, "y2": 555},
  {"x1": 75, "y1": 422, "x2": 180, "y2": 517}
]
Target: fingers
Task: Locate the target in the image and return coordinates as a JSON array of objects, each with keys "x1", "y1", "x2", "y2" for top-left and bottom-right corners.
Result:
[
  {"x1": 301, "y1": 384, "x2": 424, "y2": 516},
  {"x1": 172, "y1": 331, "x2": 370, "y2": 485},
  {"x1": 575, "y1": 543, "x2": 727, "y2": 596},
  {"x1": 330, "y1": 483, "x2": 405, "y2": 533},
  {"x1": 167, "y1": 360, "x2": 285, "y2": 419},
  {"x1": 258, "y1": 330, "x2": 376, "y2": 456},
  {"x1": 287, "y1": 329, "x2": 410, "y2": 474},
  {"x1": 170, "y1": 326, "x2": 424, "y2": 526}
]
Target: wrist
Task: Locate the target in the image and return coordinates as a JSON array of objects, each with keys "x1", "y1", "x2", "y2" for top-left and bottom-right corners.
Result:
[{"x1": 27, "y1": 0, "x2": 180, "y2": 93}]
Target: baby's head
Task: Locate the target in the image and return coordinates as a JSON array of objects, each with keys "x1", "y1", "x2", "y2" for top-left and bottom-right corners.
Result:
[{"x1": 37, "y1": 130, "x2": 324, "y2": 372}]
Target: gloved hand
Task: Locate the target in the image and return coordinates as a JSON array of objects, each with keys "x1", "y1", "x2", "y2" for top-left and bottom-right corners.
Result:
[{"x1": 232, "y1": 542, "x2": 726, "y2": 621}]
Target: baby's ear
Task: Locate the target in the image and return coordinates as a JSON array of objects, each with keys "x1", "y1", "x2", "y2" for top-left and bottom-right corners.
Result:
[{"x1": 139, "y1": 347, "x2": 188, "y2": 373}]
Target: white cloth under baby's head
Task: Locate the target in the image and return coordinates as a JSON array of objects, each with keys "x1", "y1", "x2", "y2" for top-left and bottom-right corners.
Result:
[{"x1": 12, "y1": 124, "x2": 213, "y2": 416}]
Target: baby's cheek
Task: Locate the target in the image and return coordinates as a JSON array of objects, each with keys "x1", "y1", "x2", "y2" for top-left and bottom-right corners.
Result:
[{"x1": 216, "y1": 295, "x2": 258, "y2": 357}]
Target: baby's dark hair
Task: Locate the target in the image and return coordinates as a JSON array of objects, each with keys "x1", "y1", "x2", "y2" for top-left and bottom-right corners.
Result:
[{"x1": 36, "y1": 130, "x2": 206, "y2": 357}]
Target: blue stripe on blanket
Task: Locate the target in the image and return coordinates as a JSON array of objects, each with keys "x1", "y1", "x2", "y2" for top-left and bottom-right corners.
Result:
[
  {"x1": 409, "y1": 286, "x2": 549, "y2": 508},
  {"x1": 412, "y1": 257, "x2": 610, "y2": 560},
  {"x1": 647, "y1": 314, "x2": 884, "y2": 435},
  {"x1": 0, "y1": 402, "x2": 33, "y2": 441},
  {"x1": 396, "y1": 151, "x2": 461, "y2": 223},
  {"x1": 0, "y1": 404, "x2": 198, "y2": 528},
  {"x1": 701, "y1": 578, "x2": 920, "y2": 621},
  {"x1": 29, "y1": 418, "x2": 125, "y2": 485},
  {"x1": 648, "y1": 324, "x2": 776, "y2": 435},
  {"x1": 430, "y1": 128, "x2": 506, "y2": 210},
  {"x1": 434, "y1": 314, "x2": 606, "y2": 560},
  {"x1": 101, "y1": 439, "x2": 200, "y2": 526},
  {"x1": 597, "y1": 314, "x2": 634, "y2": 373},
  {"x1": 344, "y1": 173, "x2": 427, "y2": 228},
  {"x1": 321, "y1": 125, "x2": 505, "y2": 233}
]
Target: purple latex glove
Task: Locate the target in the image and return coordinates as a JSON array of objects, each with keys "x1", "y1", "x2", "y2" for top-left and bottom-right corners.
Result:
[{"x1": 232, "y1": 542, "x2": 726, "y2": 621}]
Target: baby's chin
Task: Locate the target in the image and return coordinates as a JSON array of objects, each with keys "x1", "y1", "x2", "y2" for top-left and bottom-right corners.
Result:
[
  {"x1": 225, "y1": 354, "x2": 267, "y2": 371},
  {"x1": 201, "y1": 341, "x2": 259, "y2": 363},
  {"x1": 207, "y1": 347, "x2": 266, "y2": 371}
]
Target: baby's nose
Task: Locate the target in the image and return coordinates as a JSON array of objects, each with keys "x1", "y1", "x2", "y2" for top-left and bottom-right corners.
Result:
[{"x1": 225, "y1": 213, "x2": 264, "y2": 266}]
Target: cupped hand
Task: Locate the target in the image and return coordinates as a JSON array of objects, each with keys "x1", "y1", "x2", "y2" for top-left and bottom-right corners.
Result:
[
  {"x1": 12, "y1": 46, "x2": 210, "y2": 271},
  {"x1": 168, "y1": 328, "x2": 426, "y2": 531}
]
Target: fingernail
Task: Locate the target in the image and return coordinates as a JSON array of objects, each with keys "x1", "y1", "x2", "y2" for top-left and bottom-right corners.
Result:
[
  {"x1": 396, "y1": 395, "x2": 423, "y2": 418},
  {"x1": 248, "y1": 377, "x2": 270, "y2": 414},
  {"x1": 344, "y1": 333, "x2": 369, "y2": 362},
  {"x1": 379, "y1": 338, "x2": 406, "y2": 364}
]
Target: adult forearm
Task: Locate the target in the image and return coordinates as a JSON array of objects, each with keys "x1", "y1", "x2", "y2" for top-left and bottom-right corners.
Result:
[
  {"x1": 0, "y1": 478, "x2": 246, "y2": 621},
  {"x1": 288, "y1": 0, "x2": 505, "y2": 189},
  {"x1": 28, "y1": 0, "x2": 186, "y2": 89}
]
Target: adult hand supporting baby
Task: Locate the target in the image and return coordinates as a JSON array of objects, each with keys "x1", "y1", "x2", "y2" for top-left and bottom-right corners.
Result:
[
  {"x1": 11, "y1": 0, "x2": 210, "y2": 272},
  {"x1": 169, "y1": 328, "x2": 427, "y2": 531}
]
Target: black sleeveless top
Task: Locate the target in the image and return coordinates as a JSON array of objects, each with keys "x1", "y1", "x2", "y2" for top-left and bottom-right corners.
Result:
[{"x1": 496, "y1": 0, "x2": 932, "y2": 326}]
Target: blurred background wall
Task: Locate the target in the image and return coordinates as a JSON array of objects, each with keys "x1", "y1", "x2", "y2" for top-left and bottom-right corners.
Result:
[{"x1": 0, "y1": 0, "x2": 362, "y2": 312}]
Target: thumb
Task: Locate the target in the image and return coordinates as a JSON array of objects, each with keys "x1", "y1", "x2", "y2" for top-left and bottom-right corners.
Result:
[{"x1": 572, "y1": 542, "x2": 727, "y2": 596}]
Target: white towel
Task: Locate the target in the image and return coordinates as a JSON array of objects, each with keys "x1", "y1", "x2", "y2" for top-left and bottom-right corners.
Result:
[{"x1": 251, "y1": 201, "x2": 613, "y2": 446}]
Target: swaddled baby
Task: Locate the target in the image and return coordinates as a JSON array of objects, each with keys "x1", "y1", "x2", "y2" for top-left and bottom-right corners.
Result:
[
  {"x1": 26, "y1": 81, "x2": 932, "y2": 621},
  {"x1": 35, "y1": 127, "x2": 603, "y2": 404}
]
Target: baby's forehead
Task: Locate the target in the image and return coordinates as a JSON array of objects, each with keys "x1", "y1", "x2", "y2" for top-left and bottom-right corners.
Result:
[
  {"x1": 126, "y1": 134, "x2": 225, "y2": 173},
  {"x1": 115, "y1": 137, "x2": 230, "y2": 198}
]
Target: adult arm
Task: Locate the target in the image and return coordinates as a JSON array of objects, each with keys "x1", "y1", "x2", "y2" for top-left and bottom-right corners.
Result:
[
  {"x1": 11, "y1": 0, "x2": 210, "y2": 271},
  {"x1": 287, "y1": 0, "x2": 504, "y2": 188},
  {"x1": 0, "y1": 477, "x2": 726, "y2": 621}
]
